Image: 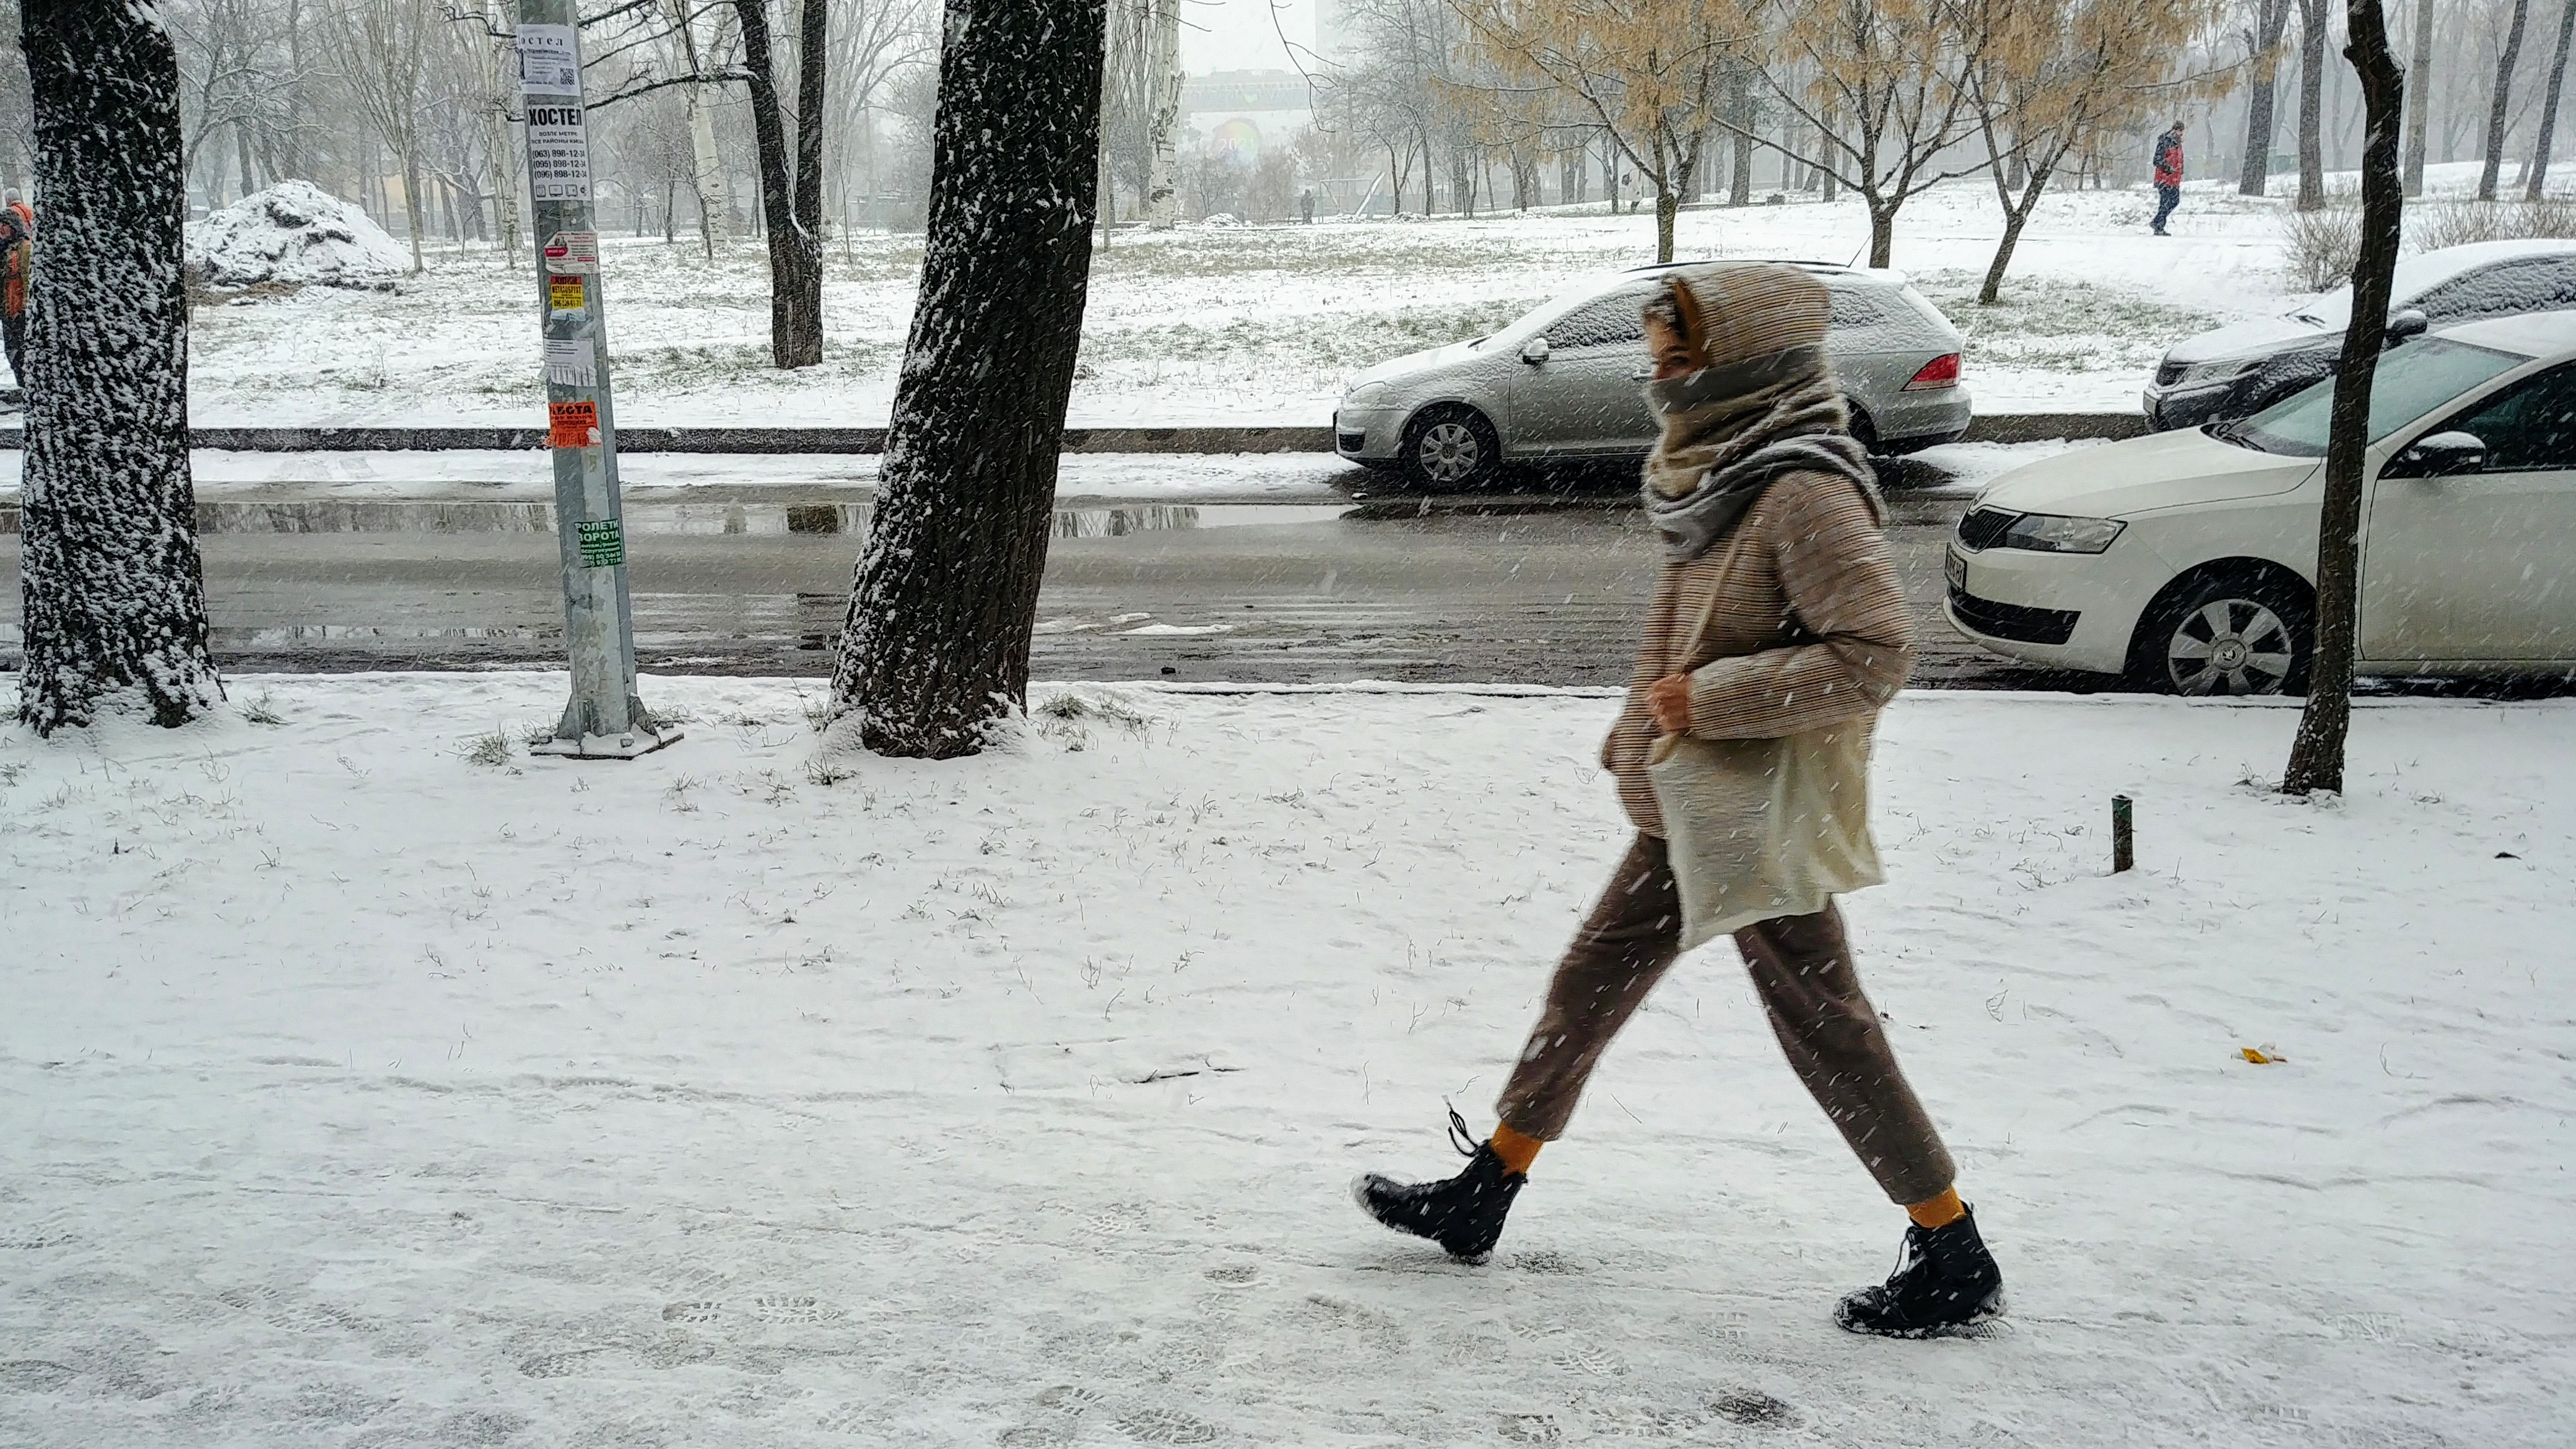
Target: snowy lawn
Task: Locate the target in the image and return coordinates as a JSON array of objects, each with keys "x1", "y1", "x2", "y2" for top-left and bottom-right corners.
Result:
[
  {"x1": 178, "y1": 167, "x2": 2419, "y2": 432},
  {"x1": 2, "y1": 676, "x2": 2570, "y2": 1446}
]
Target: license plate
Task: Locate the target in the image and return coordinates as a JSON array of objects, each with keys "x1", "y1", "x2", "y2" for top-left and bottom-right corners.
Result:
[{"x1": 1945, "y1": 548, "x2": 1967, "y2": 595}]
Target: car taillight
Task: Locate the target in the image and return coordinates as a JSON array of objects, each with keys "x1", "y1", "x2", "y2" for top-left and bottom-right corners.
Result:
[{"x1": 1904, "y1": 352, "x2": 1962, "y2": 390}]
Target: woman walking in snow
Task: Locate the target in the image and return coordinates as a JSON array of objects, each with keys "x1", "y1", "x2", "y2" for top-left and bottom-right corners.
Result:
[{"x1": 1355, "y1": 263, "x2": 2005, "y2": 1338}]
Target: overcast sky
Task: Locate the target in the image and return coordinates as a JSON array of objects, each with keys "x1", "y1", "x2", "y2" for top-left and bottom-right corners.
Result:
[{"x1": 1178, "y1": 0, "x2": 1321, "y2": 75}]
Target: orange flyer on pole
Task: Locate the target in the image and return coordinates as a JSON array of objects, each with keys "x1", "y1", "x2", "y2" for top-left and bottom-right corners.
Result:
[{"x1": 547, "y1": 399, "x2": 600, "y2": 448}]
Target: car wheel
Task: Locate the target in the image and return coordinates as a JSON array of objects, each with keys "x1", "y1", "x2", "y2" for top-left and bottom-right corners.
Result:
[
  {"x1": 1847, "y1": 405, "x2": 1881, "y2": 456},
  {"x1": 1400, "y1": 406, "x2": 1501, "y2": 490},
  {"x1": 2128, "y1": 570, "x2": 2312, "y2": 697}
]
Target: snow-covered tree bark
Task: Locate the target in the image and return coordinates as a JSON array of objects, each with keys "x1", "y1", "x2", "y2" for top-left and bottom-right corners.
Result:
[
  {"x1": 15, "y1": 0, "x2": 222, "y2": 734},
  {"x1": 832, "y1": 0, "x2": 1107, "y2": 759},
  {"x1": 2286, "y1": 0, "x2": 2404, "y2": 796}
]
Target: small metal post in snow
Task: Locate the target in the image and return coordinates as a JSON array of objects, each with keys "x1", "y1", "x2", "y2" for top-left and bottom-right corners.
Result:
[
  {"x1": 2112, "y1": 794, "x2": 2136, "y2": 874},
  {"x1": 513, "y1": 0, "x2": 677, "y2": 759}
]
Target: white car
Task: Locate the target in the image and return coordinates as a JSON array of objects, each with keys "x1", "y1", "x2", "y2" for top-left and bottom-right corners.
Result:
[{"x1": 1948, "y1": 311, "x2": 2576, "y2": 694}]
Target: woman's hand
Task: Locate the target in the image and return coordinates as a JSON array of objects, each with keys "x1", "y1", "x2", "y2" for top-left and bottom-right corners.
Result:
[{"x1": 1647, "y1": 673, "x2": 1692, "y2": 734}]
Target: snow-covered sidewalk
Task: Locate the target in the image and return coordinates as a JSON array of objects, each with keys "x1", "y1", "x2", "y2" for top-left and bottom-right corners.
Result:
[{"x1": 3, "y1": 676, "x2": 2570, "y2": 1446}]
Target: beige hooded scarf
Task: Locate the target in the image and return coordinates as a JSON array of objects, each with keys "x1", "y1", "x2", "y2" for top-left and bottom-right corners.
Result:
[{"x1": 1638, "y1": 264, "x2": 1882, "y2": 560}]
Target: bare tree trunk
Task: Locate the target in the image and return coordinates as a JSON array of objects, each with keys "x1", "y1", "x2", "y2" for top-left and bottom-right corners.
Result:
[
  {"x1": 2286, "y1": 0, "x2": 2405, "y2": 796},
  {"x1": 2245, "y1": 0, "x2": 2292, "y2": 194},
  {"x1": 2299, "y1": 0, "x2": 2330, "y2": 209},
  {"x1": 1654, "y1": 181, "x2": 1678, "y2": 261},
  {"x1": 832, "y1": 0, "x2": 1108, "y2": 759},
  {"x1": 2404, "y1": 0, "x2": 2434, "y2": 193},
  {"x1": 1866, "y1": 198, "x2": 1897, "y2": 267},
  {"x1": 2529, "y1": 0, "x2": 2576, "y2": 197},
  {"x1": 2481, "y1": 0, "x2": 2536, "y2": 198},
  {"x1": 1142, "y1": 0, "x2": 1181, "y2": 227},
  {"x1": 15, "y1": 0, "x2": 222, "y2": 734},
  {"x1": 1729, "y1": 65, "x2": 1754, "y2": 206},
  {"x1": 735, "y1": 0, "x2": 825, "y2": 368},
  {"x1": 668, "y1": 0, "x2": 730, "y2": 256}
]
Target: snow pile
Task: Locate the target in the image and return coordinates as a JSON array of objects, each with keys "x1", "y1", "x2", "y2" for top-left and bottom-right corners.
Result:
[
  {"x1": 186, "y1": 180, "x2": 408, "y2": 289},
  {"x1": 2, "y1": 678, "x2": 2571, "y2": 1444}
]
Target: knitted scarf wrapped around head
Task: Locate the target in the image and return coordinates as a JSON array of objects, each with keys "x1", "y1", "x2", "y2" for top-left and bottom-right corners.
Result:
[{"x1": 1638, "y1": 264, "x2": 1882, "y2": 564}]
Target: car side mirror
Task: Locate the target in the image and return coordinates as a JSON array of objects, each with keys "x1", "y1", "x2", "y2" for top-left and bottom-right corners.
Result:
[
  {"x1": 2391, "y1": 429, "x2": 2487, "y2": 477},
  {"x1": 1520, "y1": 337, "x2": 1550, "y2": 365},
  {"x1": 2385, "y1": 308, "x2": 2429, "y2": 344}
]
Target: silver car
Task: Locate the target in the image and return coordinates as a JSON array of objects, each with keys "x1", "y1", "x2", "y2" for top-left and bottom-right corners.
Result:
[
  {"x1": 1333, "y1": 260, "x2": 1973, "y2": 489},
  {"x1": 2141, "y1": 240, "x2": 2576, "y2": 432}
]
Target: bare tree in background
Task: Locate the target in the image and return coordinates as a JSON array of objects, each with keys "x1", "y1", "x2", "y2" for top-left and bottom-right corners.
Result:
[
  {"x1": 664, "y1": 0, "x2": 734, "y2": 254},
  {"x1": 733, "y1": 0, "x2": 828, "y2": 367},
  {"x1": 2295, "y1": 0, "x2": 2329, "y2": 209},
  {"x1": 833, "y1": 0, "x2": 1109, "y2": 759},
  {"x1": 2284, "y1": 0, "x2": 2404, "y2": 796},
  {"x1": 2528, "y1": 0, "x2": 2576, "y2": 197},
  {"x1": 2479, "y1": 0, "x2": 2536, "y2": 198},
  {"x1": 1767, "y1": 0, "x2": 1989, "y2": 266},
  {"x1": 2241, "y1": 0, "x2": 2293, "y2": 194},
  {"x1": 1142, "y1": 0, "x2": 1183, "y2": 226},
  {"x1": 2403, "y1": 0, "x2": 2434, "y2": 193},
  {"x1": 1969, "y1": 0, "x2": 2234, "y2": 303},
  {"x1": 1450, "y1": 0, "x2": 1744, "y2": 262},
  {"x1": 324, "y1": 0, "x2": 435, "y2": 271},
  {"x1": 15, "y1": 0, "x2": 223, "y2": 734}
]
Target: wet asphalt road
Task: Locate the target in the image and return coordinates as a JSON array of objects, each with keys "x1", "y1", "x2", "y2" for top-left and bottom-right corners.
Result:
[{"x1": 0, "y1": 463, "x2": 2069, "y2": 688}]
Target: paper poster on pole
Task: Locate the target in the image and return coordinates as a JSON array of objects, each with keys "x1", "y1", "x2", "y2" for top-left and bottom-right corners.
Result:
[
  {"x1": 516, "y1": 25, "x2": 580, "y2": 94},
  {"x1": 548, "y1": 399, "x2": 601, "y2": 448},
  {"x1": 541, "y1": 230, "x2": 598, "y2": 273},
  {"x1": 526, "y1": 100, "x2": 591, "y2": 203},
  {"x1": 547, "y1": 273, "x2": 586, "y2": 319},
  {"x1": 544, "y1": 337, "x2": 598, "y2": 390}
]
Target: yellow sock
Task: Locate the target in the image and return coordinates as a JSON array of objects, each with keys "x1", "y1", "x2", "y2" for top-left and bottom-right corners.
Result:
[
  {"x1": 1489, "y1": 1124, "x2": 1544, "y2": 1175},
  {"x1": 1906, "y1": 1186, "x2": 1967, "y2": 1229}
]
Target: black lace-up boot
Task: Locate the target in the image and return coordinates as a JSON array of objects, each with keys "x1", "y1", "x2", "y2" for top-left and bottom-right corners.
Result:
[
  {"x1": 1354, "y1": 1109, "x2": 1526, "y2": 1263},
  {"x1": 1835, "y1": 1206, "x2": 2006, "y2": 1338}
]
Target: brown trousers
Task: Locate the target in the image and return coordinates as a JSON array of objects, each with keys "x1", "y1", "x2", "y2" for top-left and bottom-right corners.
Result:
[{"x1": 1495, "y1": 833, "x2": 1957, "y2": 1206}]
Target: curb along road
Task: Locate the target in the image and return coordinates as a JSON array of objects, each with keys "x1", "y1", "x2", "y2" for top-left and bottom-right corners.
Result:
[{"x1": 0, "y1": 413, "x2": 2145, "y2": 455}]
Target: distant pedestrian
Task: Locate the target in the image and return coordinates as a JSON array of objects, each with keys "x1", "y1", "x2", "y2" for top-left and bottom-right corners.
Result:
[
  {"x1": 1, "y1": 189, "x2": 33, "y2": 393},
  {"x1": 1356, "y1": 263, "x2": 2008, "y2": 1339},
  {"x1": 1300, "y1": 188, "x2": 1315, "y2": 225},
  {"x1": 2151, "y1": 122, "x2": 2185, "y2": 235}
]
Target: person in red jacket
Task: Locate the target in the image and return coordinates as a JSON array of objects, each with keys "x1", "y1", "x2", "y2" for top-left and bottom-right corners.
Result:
[
  {"x1": 2151, "y1": 123, "x2": 2185, "y2": 236},
  {"x1": 0, "y1": 190, "x2": 33, "y2": 393}
]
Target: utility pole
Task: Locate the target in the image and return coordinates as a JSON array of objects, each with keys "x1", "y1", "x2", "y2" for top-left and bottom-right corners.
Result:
[{"x1": 513, "y1": 1, "x2": 678, "y2": 759}]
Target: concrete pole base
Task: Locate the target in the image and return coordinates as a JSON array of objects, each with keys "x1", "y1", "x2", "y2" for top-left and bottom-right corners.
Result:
[{"x1": 531, "y1": 726, "x2": 684, "y2": 760}]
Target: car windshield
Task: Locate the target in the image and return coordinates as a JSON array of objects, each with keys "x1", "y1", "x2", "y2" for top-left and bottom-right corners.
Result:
[{"x1": 2218, "y1": 337, "x2": 2528, "y2": 455}]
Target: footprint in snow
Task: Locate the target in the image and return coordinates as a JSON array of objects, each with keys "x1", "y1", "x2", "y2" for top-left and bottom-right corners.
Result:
[
  {"x1": 1710, "y1": 1389, "x2": 1798, "y2": 1427},
  {"x1": 0, "y1": 1360, "x2": 79, "y2": 1393},
  {"x1": 1116, "y1": 1405, "x2": 1223, "y2": 1444},
  {"x1": 746, "y1": 1294, "x2": 845, "y2": 1325}
]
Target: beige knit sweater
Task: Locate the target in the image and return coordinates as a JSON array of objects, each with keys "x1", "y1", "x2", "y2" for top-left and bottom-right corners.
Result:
[{"x1": 1603, "y1": 468, "x2": 1915, "y2": 838}]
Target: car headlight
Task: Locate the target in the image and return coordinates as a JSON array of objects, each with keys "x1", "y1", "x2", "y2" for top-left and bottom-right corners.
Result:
[
  {"x1": 1343, "y1": 381, "x2": 1392, "y2": 405},
  {"x1": 1998, "y1": 512, "x2": 2126, "y2": 554},
  {"x1": 2173, "y1": 356, "x2": 2254, "y2": 389}
]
